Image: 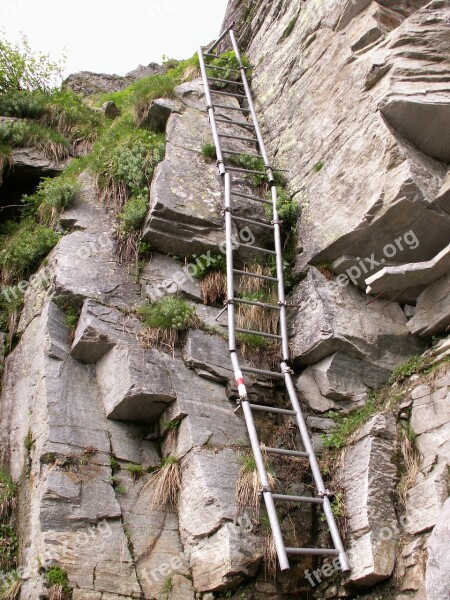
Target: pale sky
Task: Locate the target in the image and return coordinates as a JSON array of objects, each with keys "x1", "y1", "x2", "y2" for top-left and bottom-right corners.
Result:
[{"x1": 1, "y1": 0, "x2": 229, "y2": 77}]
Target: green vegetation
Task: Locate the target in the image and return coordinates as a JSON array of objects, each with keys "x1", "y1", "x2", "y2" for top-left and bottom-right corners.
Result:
[
  {"x1": 43, "y1": 566, "x2": 72, "y2": 596},
  {"x1": 279, "y1": 16, "x2": 298, "y2": 42},
  {"x1": 205, "y1": 51, "x2": 251, "y2": 83},
  {"x1": 161, "y1": 419, "x2": 181, "y2": 433},
  {"x1": 0, "y1": 524, "x2": 18, "y2": 571},
  {"x1": 54, "y1": 294, "x2": 84, "y2": 331},
  {"x1": 312, "y1": 161, "x2": 324, "y2": 172},
  {"x1": 322, "y1": 397, "x2": 378, "y2": 450},
  {"x1": 236, "y1": 332, "x2": 268, "y2": 349},
  {"x1": 110, "y1": 475, "x2": 127, "y2": 495},
  {"x1": 0, "y1": 469, "x2": 16, "y2": 520},
  {"x1": 201, "y1": 142, "x2": 217, "y2": 162},
  {"x1": 125, "y1": 463, "x2": 144, "y2": 482},
  {"x1": 227, "y1": 153, "x2": 286, "y2": 188},
  {"x1": 389, "y1": 355, "x2": 426, "y2": 383},
  {"x1": 265, "y1": 187, "x2": 298, "y2": 232},
  {"x1": 0, "y1": 32, "x2": 64, "y2": 93},
  {"x1": 0, "y1": 119, "x2": 69, "y2": 161},
  {"x1": 109, "y1": 455, "x2": 120, "y2": 473},
  {"x1": 24, "y1": 429, "x2": 34, "y2": 454},
  {"x1": 0, "y1": 219, "x2": 60, "y2": 285},
  {"x1": 0, "y1": 573, "x2": 21, "y2": 600},
  {"x1": 117, "y1": 194, "x2": 148, "y2": 233},
  {"x1": 138, "y1": 297, "x2": 196, "y2": 331},
  {"x1": 23, "y1": 175, "x2": 80, "y2": 227},
  {"x1": 162, "y1": 576, "x2": 173, "y2": 599},
  {"x1": 191, "y1": 254, "x2": 226, "y2": 279}
]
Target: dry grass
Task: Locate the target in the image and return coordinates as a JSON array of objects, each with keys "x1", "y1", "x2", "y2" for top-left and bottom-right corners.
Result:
[
  {"x1": 398, "y1": 429, "x2": 422, "y2": 507},
  {"x1": 236, "y1": 451, "x2": 276, "y2": 522},
  {"x1": 114, "y1": 230, "x2": 140, "y2": 264},
  {"x1": 138, "y1": 327, "x2": 180, "y2": 356},
  {"x1": 143, "y1": 457, "x2": 181, "y2": 509},
  {"x1": 0, "y1": 151, "x2": 13, "y2": 175},
  {"x1": 263, "y1": 533, "x2": 277, "y2": 581},
  {"x1": 96, "y1": 179, "x2": 128, "y2": 214},
  {"x1": 237, "y1": 262, "x2": 279, "y2": 335},
  {"x1": 200, "y1": 270, "x2": 227, "y2": 305},
  {"x1": 0, "y1": 579, "x2": 21, "y2": 600}
]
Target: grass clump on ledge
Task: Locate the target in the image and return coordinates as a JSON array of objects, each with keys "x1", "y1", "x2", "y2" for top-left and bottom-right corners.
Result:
[
  {"x1": 143, "y1": 456, "x2": 181, "y2": 509},
  {"x1": 321, "y1": 398, "x2": 377, "y2": 450},
  {"x1": 0, "y1": 573, "x2": 21, "y2": 600},
  {"x1": 190, "y1": 253, "x2": 226, "y2": 305},
  {"x1": 201, "y1": 142, "x2": 217, "y2": 162},
  {"x1": 236, "y1": 451, "x2": 275, "y2": 522},
  {"x1": 23, "y1": 175, "x2": 80, "y2": 227},
  {"x1": 43, "y1": 566, "x2": 72, "y2": 600},
  {"x1": 0, "y1": 119, "x2": 70, "y2": 161},
  {"x1": 137, "y1": 296, "x2": 199, "y2": 353}
]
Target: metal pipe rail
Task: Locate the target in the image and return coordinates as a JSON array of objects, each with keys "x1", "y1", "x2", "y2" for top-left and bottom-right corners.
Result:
[{"x1": 198, "y1": 29, "x2": 350, "y2": 576}]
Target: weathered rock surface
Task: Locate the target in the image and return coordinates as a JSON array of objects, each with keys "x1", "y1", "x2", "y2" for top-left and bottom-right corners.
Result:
[
  {"x1": 140, "y1": 252, "x2": 202, "y2": 303},
  {"x1": 63, "y1": 63, "x2": 165, "y2": 96},
  {"x1": 426, "y1": 497, "x2": 450, "y2": 600},
  {"x1": 343, "y1": 413, "x2": 398, "y2": 586},
  {"x1": 405, "y1": 463, "x2": 449, "y2": 534},
  {"x1": 407, "y1": 272, "x2": 450, "y2": 338},
  {"x1": 288, "y1": 268, "x2": 424, "y2": 369}
]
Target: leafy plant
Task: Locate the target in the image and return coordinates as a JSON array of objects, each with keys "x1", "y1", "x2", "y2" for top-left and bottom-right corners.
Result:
[
  {"x1": 0, "y1": 90, "x2": 48, "y2": 119},
  {"x1": 265, "y1": 188, "x2": 298, "y2": 232},
  {"x1": 43, "y1": 566, "x2": 72, "y2": 599},
  {"x1": 138, "y1": 297, "x2": 196, "y2": 331},
  {"x1": 312, "y1": 161, "x2": 324, "y2": 172},
  {"x1": 0, "y1": 32, "x2": 65, "y2": 93},
  {"x1": 23, "y1": 175, "x2": 80, "y2": 226},
  {"x1": 117, "y1": 194, "x2": 148, "y2": 233},
  {"x1": 24, "y1": 429, "x2": 34, "y2": 454},
  {"x1": 110, "y1": 475, "x2": 127, "y2": 495},
  {"x1": 205, "y1": 51, "x2": 251, "y2": 83},
  {"x1": 54, "y1": 294, "x2": 84, "y2": 332},
  {"x1": 162, "y1": 575, "x2": 173, "y2": 599}
]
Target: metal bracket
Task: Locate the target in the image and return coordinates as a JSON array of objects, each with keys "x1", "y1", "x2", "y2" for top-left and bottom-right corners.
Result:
[
  {"x1": 318, "y1": 490, "x2": 331, "y2": 498},
  {"x1": 281, "y1": 365, "x2": 294, "y2": 375},
  {"x1": 260, "y1": 485, "x2": 273, "y2": 495}
]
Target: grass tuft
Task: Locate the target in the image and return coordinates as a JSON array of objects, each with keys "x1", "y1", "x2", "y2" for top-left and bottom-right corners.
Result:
[
  {"x1": 0, "y1": 119, "x2": 70, "y2": 161},
  {"x1": 144, "y1": 456, "x2": 181, "y2": 509},
  {"x1": 236, "y1": 451, "x2": 275, "y2": 521},
  {"x1": 389, "y1": 355, "x2": 426, "y2": 383},
  {"x1": 0, "y1": 576, "x2": 21, "y2": 600},
  {"x1": 201, "y1": 142, "x2": 217, "y2": 162}
]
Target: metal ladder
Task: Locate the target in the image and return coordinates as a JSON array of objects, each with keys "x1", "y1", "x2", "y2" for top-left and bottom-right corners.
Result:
[{"x1": 198, "y1": 25, "x2": 350, "y2": 574}]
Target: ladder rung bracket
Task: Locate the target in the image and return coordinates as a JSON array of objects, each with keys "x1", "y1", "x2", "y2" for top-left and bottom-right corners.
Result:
[
  {"x1": 207, "y1": 76, "x2": 245, "y2": 86},
  {"x1": 231, "y1": 191, "x2": 272, "y2": 206},
  {"x1": 235, "y1": 327, "x2": 282, "y2": 340},
  {"x1": 265, "y1": 447, "x2": 309, "y2": 458},
  {"x1": 233, "y1": 298, "x2": 280, "y2": 311},
  {"x1": 234, "y1": 269, "x2": 278, "y2": 282},
  {"x1": 286, "y1": 548, "x2": 340, "y2": 557},
  {"x1": 241, "y1": 367, "x2": 285, "y2": 379},
  {"x1": 211, "y1": 104, "x2": 251, "y2": 112},
  {"x1": 249, "y1": 404, "x2": 296, "y2": 416},
  {"x1": 226, "y1": 166, "x2": 268, "y2": 176},
  {"x1": 231, "y1": 215, "x2": 274, "y2": 230},
  {"x1": 219, "y1": 133, "x2": 258, "y2": 143},
  {"x1": 211, "y1": 90, "x2": 247, "y2": 99},
  {"x1": 215, "y1": 119, "x2": 255, "y2": 129},
  {"x1": 272, "y1": 493, "x2": 324, "y2": 505},
  {"x1": 237, "y1": 243, "x2": 276, "y2": 256}
]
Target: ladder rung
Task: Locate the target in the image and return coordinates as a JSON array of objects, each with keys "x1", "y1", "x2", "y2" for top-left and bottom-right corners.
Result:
[
  {"x1": 234, "y1": 269, "x2": 278, "y2": 282},
  {"x1": 234, "y1": 298, "x2": 280, "y2": 310},
  {"x1": 215, "y1": 119, "x2": 255, "y2": 129},
  {"x1": 211, "y1": 90, "x2": 247, "y2": 100},
  {"x1": 205, "y1": 65, "x2": 242, "y2": 73},
  {"x1": 207, "y1": 76, "x2": 245, "y2": 86},
  {"x1": 227, "y1": 166, "x2": 267, "y2": 176},
  {"x1": 204, "y1": 53, "x2": 220, "y2": 58},
  {"x1": 223, "y1": 150, "x2": 262, "y2": 159},
  {"x1": 236, "y1": 327, "x2": 282, "y2": 340},
  {"x1": 249, "y1": 404, "x2": 296, "y2": 416},
  {"x1": 232, "y1": 215, "x2": 274, "y2": 230},
  {"x1": 211, "y1": 104, "x2": 251, "y2": 112},
  {"x1": 286, "y1": 548, "x2": 340, "y2": 557},
  {"x1": 238, "y1": 243, "x2": 276, "y2": 255},
  {"x1": 241, "y1": 366, "x2": 285, "y2": 379},
  {"x1": 219, "y1": 133, "x2": 258, "y2": 143},
  {"x1": 231, "y1": 191, "x2": 272, "y2": 206},
  {"x1": 272, "y1": 493, "x2": 324, "y2": 505},
  {"x1": 265, "y1": 447, "x2": 309, "y2": 458}
]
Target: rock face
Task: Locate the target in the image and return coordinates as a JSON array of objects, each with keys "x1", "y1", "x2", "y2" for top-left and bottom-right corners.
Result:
[
  {"x1": 63, "y1": 63, "x2": 165, "y2": 96},
  {"x1": 426, "y1": 497, "x2": 450, "y2": 600}
]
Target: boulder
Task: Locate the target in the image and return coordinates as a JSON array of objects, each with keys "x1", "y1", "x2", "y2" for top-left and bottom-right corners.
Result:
[
  {"x1": 102, "y1": 101, "x2": 121, "y2": 119},
  {"x1": 407, "y1": 272, "x2": 450, "y2": 338},
  {"x1": 182, "y1": 329, "x2": 233, "y2": 382},
  {"x1": 140, "y1": 252, "x2": 202, "y2": 303},
  {"x1": 287, "y1": 268, "x2": 424, "y2": 369},
  {"x1": 96, "y1": 344, "x2": 176, "y2": 423},
  {"x1": 138, "y1": 97, "x2": 182, "y2": 132},
  {"x1": 343, "y1": 414, "x2": 398, "y2": 586}
]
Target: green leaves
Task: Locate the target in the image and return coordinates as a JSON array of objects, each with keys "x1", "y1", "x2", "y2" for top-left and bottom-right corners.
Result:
[{"x1": 138, "y1": 297, "x2": 197, "y2": 331}]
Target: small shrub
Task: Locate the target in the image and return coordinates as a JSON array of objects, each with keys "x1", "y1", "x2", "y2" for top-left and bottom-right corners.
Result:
[
  {"x1": 265, "y1": 188, "x2": 298, "y2": 233},
  {"x1": 0, "y1": 90, "x2": 48, "y2": 119},
  {"x1": 0, "y1": 525, "x2": 18, "y2": 571},
  {"x1": 205, "y1": 51, "x2": 251, "y2": 82},
  {"x1": 23, "y1": 176, "x2": 79, "y2": 226},
  {"x1": 201, "y1": 143, "x2": 217, "y2": 162},
  {"x1": 138, "y1": 296, "x2": 196, "y2": 330},
  {"x1": 117, "y1": 194, "x2": 148, "y2": 233},
  {"x1": 0, "y1": 469, "x2": 16, "y2": 520}
]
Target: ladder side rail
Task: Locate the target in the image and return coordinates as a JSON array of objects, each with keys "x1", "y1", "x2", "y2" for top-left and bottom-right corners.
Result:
[
  {"x1": 283, "y1": 363, "x2": 351, "y2": 574},
  {"x1": 225, "y1": 174, "x2": 290, "y2": 572},
  {"x1": 207, "y1": 21, "x2": 236, "y2": 54},
  {"x1": 198, "y1": 48, "x2": 226, "y2": 175},
  {"x1": 228, "y1": 31, "x2": 290, "y2": 361}
]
